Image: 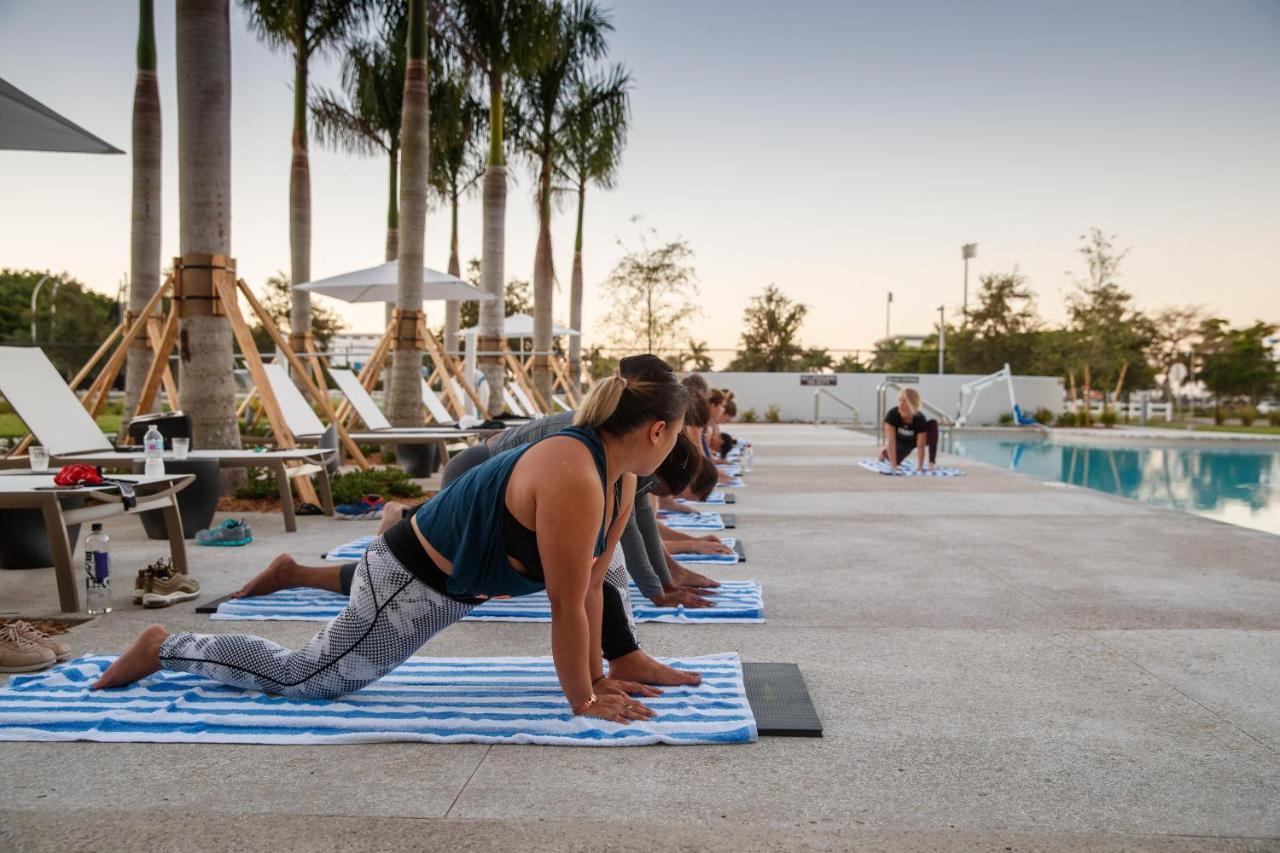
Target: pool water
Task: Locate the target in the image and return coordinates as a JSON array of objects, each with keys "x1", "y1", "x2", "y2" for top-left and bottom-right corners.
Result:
[{"x1": 950, "y1": 434, "x2": 1280, "y2": 536}]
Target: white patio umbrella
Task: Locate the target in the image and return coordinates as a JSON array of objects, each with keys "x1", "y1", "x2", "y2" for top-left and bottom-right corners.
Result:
[
  {"x1": 0, "y1": 77, "x2": 123, "y2": 153},
  {"x1": 294, "y1": 261, "x2": 495, "y2": 303},
  {"x1": 457, "y1": 312, "x2": 579, "y2": 339}
]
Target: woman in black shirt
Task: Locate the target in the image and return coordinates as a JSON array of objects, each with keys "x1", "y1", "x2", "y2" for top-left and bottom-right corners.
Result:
[{"x1": 881, "y1": 388, "x2": 937, "y2": 471}]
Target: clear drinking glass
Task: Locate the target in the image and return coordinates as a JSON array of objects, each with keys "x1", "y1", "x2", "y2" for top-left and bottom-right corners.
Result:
[
  {"x1": 172, "y1": 438, "x2": 190, "y2": 460},
  {"x1": 29, "y1": 446, "x2": 49, "y2": 472}
]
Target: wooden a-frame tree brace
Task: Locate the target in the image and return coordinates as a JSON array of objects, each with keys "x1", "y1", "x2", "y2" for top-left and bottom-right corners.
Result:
[{"x1": 335, "y1": 311, "x2": 485, "y2": 427}]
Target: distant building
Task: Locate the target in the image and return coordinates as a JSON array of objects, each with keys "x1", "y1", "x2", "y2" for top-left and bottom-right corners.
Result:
[{"x1": 874, "y1": 334, "x2": 930, "y2": 350}]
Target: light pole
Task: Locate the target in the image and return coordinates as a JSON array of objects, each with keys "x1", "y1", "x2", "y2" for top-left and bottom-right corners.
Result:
[
  {"x1": 961, "y1": 243, "x2": 977, "y2": 326},
  {"x1": 885, "y1": 290, "x2": 893, "y2": 341},
  {"x1": 937, "y1": 305, "x2": 945, "y2": 374}
]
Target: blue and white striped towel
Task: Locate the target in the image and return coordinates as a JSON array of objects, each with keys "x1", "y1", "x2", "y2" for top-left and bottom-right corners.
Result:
[
  {"x1": 858, "y1": 458, "x2": 964, "y2": 477},
  {"x1": 657, "y1": 511, "x2": 725, "y2": 530},
  {"x1": 672, "y1": 537, "x2": 739, "y2": 565},
  {"x1": 0, "y1": 653, "x2": 756, "y2": 746},
  {"x1": 677, "y1": 490, "x2": 728, "y2": 506},
  {"x1": 717, "y1": 464, "x2": 742, "y2": 477},
  {"x1": 323, "y1": 535, "x2": 376, "y2": 561},
  {"x1": 212, "y1": 580, "x2": 765, "y2": 624}
]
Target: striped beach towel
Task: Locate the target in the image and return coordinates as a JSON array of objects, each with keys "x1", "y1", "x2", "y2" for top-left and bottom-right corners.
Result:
[
  {"x1": 657, "y1": 511, "x2": 725, "y2": 530},
  {"x1": 671, "y1": 537, "x2": 739, "y2": 565},
  {"x1": 322, "y1": 535, "x2": 376, "y2": 561},
  {"x1": 212, "y1": 580, "x2": 765, "y2": 624},
  {"x1": 0, "y1": 653, "x2": 756, "y2": 746},
  {"x1": 858, "y1": 458, "x2": 964, "y2": 477},
  {"x1": 677, "y1": 490, "x2": 729, "y2": 506},
  {"x1": 717, "y1": 464, "x2": 742, "y2": 477}
]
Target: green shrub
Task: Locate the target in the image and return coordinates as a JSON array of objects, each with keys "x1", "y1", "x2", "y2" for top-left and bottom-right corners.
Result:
[
  {"x1": 1099, "y1": 407, "x2": 1118, "y2": 427},
  {"x1": 741, "y1": 408, "x2": 758, "y2": 424},
  {"x1": 1237, "y1": 406, "x2": 1257, "y2": 427},
  {"x1": 998, "y1": 412, "x2": 1014, "y2": 425},
  {"x1": 1268, "y1": 411, "x2": 1280, "y2": 428},
  {"x1": 1213, "y1": 406, "x2": 1224, "y2": 425},
  {"x1": 1055, "y1": 410, "x2": 1078, "y2": 427},
  {"x1": 232, "y1": 467, "x2": 279, "y2": 500},
  {"x1": 765, "y1": 404, "x2": 781, "y2": 424},
  {"x1": 1033, "y1": 407, "x2": 1055, "y2": 424},
  {"x1": 330, "y1": 466, "x2": 424, "y2": 506}
]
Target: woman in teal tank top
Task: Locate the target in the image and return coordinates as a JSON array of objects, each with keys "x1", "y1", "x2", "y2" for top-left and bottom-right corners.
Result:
[{"x1": 94, "y1": 356, "x2": 690, "y2": 727}]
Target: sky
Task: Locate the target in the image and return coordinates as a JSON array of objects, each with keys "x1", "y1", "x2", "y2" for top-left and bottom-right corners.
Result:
[{"x1": 2, "y1": 0, "x2": 1278, "y2": 366}]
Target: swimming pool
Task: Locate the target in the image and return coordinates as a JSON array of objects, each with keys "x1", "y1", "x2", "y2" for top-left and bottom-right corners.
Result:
[{"x1": 949, "y1": 433, "x2": 1280, "y2": 536}]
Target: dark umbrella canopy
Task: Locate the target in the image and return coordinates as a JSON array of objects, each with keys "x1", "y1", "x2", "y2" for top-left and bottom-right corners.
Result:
[{"x1": 0, "y1": 77, "x2": 123, "y2": 154}]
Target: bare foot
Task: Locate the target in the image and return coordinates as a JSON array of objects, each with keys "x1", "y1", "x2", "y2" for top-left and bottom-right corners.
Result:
[
  {"x1": 670, "y1": 564, "x2": 721, "y2": 589},
  {"x1": 92, "y1": 624, "x2": 167, "y2": 690},
  {"x1": 234, "y1": 554, "x2": 298, "y2": 598},
  {"x1": 609, "y1": 650, "x2": 702, "y2": 687}
]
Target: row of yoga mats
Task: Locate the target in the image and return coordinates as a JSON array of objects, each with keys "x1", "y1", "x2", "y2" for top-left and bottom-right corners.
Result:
[{"x1": 208, "y1": 579, "x2": 764, "y2": 624}]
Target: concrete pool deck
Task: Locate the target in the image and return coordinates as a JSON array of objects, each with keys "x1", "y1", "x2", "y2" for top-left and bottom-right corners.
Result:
[{"x1": 2, "y1": 424, "x2": 1277, "y2": 851}]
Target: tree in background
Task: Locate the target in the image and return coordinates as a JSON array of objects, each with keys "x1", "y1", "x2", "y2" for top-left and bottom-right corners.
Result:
[
  {"x1": 248, "y1": 273, "x2": 345, "y2": 355},
  {"x1": 1064, "y1": 229, "x2": 1154, "y2": 420},
  {"x1": 388, "y1": 0, "x2": 430, "y2": 426},
  {"x1": 728, "y1": 284, "x2": 807, "y2": 372},
  {"x1": 1146, "y1": 304, "x2": 1207, "y2": 416},
  {"x1": 949, "y1": 268, "x2": 1041, "y2": 374},
  {"x1": 458, "y1": 258, "x2": 531, "y2": 329},
  {"x1": 558, "y1": 64, "x2": 630, "y2": 386},
  {"x1": 516, "y1": 0, "x2": 612, "y2": 400},
  {"x1": 240, "y1": 0, "x2": 369, "y2": 349},
  {"x1": 600, "y1": 231, "x2": 697, "y2": 359},
  {"x1": 428, "y1": 48, "x2": 486, "y2": 356},
  {"x1": 0, "y1": 270, "x2": 119, "y2": 379},
  {"x1": 311, "y1": 7, "x2": 406, "y2": 263},
  {"x1": 582, "y1": 344, "x2": 618, "y2": 380},
  {"x1": 835, "y1": 353, "x2": 865, "y2": 373},
  {"x1": 176, "y1": 0, "x2": 240, "y2": 451},
  {"x1": 1196, "y1": 320, "x2": 1278, "y2": 416},
  {"x1": 797, "y1": 347, "x2": 834, "y2": 373},
  {"x1": 677, "y1": 340, "x2": 714, "y2": 372},
  {"x1": 450, "y1": 0, "x2": 558, "y2": 415},
  {"x1": 124, "y1": 0, "x2": 162, "y2": 421}
]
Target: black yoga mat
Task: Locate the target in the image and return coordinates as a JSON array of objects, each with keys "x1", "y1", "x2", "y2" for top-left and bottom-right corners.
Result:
[
  {"x1": 733, "y1": 540, "x2": 747, "y2": 562},
  {"x1": 743, "y1": 662, "x2": 822, "y2": 737}
]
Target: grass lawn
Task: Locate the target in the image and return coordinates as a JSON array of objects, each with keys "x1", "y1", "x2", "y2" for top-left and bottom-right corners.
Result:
[{"x1": 0, "y1": 412, "x2": 122, "y2": 440}]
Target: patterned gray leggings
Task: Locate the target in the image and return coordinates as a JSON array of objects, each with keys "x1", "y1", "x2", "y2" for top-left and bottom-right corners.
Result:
[
  {"x1": 159, "y1": 539, "x2": 475, "y2": 699},
  {"x1": 159, "y1": 539, "x2": 633, "y2": 700}
]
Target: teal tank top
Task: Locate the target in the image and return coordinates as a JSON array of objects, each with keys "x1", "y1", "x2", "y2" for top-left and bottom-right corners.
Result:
[{"x1": 413, "y1": 425, "x2": 609, "y2": 598}]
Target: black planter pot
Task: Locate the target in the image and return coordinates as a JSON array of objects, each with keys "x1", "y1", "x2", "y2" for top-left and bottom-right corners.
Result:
[
  {"x1": 132, "y1": 459, "x2": 221, "y2": 539},
  {"x1": 395, "y1": 443, "x2": 440, "y2": 478},
  {"x1": 0, "y1": 494, "x2": 89, "y2": 570}
]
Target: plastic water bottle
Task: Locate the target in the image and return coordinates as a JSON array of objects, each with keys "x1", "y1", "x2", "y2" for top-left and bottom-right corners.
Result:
[
  {"x1": 84, "y1": 523, "x2": 112, "y2": 615},
  {"x1": 743, "y1": 444, "x2": 754, "y2": 473},
  {"x1": 143, "y1": 424, "x2": 165, "y2": 477}
]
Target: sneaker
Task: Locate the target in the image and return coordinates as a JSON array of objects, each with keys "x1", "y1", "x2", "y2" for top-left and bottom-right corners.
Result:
[
  {"x1": 140, "y1": 560, "x2": 201, "y2": 608},
  {"x1": 0, "y1": 624, "x2": 57, "y2": 673},
  {"x1": 335, "y1": 494, "x2": 385, "y2": 519},
  {"x1": 8, "y1": 621, "x2": 73, "y2": 662},
  {"x1": 133, "y1": 557, "x2": 174, "y2": 603},
  {"x1": 196, "y1": 519, "x2": 253, "y2": 547}
]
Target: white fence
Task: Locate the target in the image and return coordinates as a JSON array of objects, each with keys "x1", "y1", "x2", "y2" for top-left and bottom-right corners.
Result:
[
  {"x1": 1071, "y1": 399, "x2": 1173, "y2": 420},
  {"x1": 704, "y1": 372, "x2": 1065, "y2": 426}
]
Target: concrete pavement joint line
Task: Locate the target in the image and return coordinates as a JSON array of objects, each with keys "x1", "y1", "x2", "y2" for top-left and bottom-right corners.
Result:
[{"x1": 444, "y1": 744, "x2": 492, "y2": 818}]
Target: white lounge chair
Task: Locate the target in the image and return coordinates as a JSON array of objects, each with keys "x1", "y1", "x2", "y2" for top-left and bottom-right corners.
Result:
[
  {"x1": 0, "y1": 346, "x2": 334, "y2": 531},
  {"x1": 552, "y1": 394, "x2": 573, "y2": 413},
  {"x1": 328, "y1": 369, "x2": 495, "y2": 442},
  {"x1": 420, "y1": 379, "x2": 459, "y2": 426},
  {"x1": 510, "y1": 383, "x2": 547, "y2": 419}
]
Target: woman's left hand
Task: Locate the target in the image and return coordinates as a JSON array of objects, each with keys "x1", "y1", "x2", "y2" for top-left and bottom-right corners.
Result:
[{"x1": 594, "y1": 676, "x2": 662, "y2": 699}]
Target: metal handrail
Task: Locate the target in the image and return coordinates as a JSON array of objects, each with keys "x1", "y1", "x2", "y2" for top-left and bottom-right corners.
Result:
[{"x1": 812, "y1": 389, "x2": 859, "y2": 425}]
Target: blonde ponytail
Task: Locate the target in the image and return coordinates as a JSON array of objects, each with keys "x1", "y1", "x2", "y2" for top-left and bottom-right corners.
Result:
[{"x1": 574, "y1": 373, "x2": 628, "y2": 428}]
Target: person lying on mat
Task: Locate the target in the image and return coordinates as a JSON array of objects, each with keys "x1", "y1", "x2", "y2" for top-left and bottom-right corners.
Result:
[
  {"x1": 93, "y1": 355, "x2": 692, "y2": 725},
  {"x1": 880, "y1": 387, "x2": 939, "y2": 472}
]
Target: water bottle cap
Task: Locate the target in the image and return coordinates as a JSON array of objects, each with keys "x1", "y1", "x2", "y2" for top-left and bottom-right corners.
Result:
[{"x1": 91, "y1": 523, "x2": 103, "y2": 532}]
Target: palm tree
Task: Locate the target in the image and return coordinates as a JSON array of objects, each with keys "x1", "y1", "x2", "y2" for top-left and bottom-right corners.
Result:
[
  {"x1": 448, "y1": 0, "x2": 557, "y2": 416},
  {"x1": 516, "y1": 0, "x2": 611, "y2": 401},
  {"x1": 240, "y1": 0, "x2": 367, "y2": 351},
  {"x1": 311, "y1": 9, "x2": 406, "y2": 263},
  {"x1": 176, "y1": 0, "x2": 240, "y2": 451},
  {"x1": 124, "y1": 0, "x2": 162, "y2": 423},
  {"x1": 556, "y1": 63, "x2": 629, "y2": 387},
  {"x1": 427, "y1": 53, "x2": 485, "y2": 358},
  {"x1": 387, "y1": 0, "x2": 430, "y2": 426}
]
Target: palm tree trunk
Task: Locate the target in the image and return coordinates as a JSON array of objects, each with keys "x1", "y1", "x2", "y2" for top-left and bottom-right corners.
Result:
[
  {"x1": 531, "y1": 152, "x2": 554, "y2": 402},
  {"x1": 388, "y1": 0, "x2": 428, "y2": 427},
  {"x1": 443, "y1": 189, "x2": 461, "y2": 358},
  {"x1": 478, "y1": 72, "x2": 507, "y2": 417},
  {"x1": 288, "y1": 26, "x2": 312, "y2": 349},
  {"x1": 384, "y1": 145, "x2": 399, "y2": 262},
  {"x1": 567, "y1": 181, "x2": 585, "y2": 388},
  {"x1": 176, "y1": 0, "x2": 239, "y2": 453},
  {"x1": 124, "y1": 0, "x2": 161, "y2": 425}
]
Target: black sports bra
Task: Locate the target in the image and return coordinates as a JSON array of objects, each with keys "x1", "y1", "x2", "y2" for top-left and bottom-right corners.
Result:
[{"x1": 502, "y1": 480, "x2": 623, "y2": 581}]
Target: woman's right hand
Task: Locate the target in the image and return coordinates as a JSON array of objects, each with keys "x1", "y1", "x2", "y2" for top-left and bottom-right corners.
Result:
[{"x1": 579, "y1": 693, "x2": 656, "y2": 725}]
